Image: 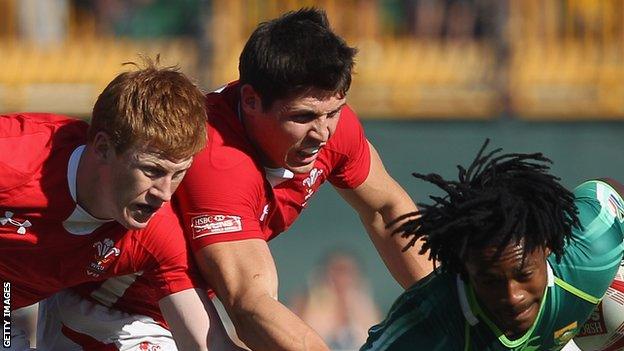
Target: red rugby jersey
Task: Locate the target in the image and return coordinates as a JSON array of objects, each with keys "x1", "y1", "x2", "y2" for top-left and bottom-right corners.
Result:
[
  {"x1": 0, "y1": 113, "x2": 199, "y2": 309},
  {"x1": 175, "y1": 82, "x2": 372, "y2": 251},
  {"x1": 69, "y1": 82, "x2": 371, "y2": 326}
]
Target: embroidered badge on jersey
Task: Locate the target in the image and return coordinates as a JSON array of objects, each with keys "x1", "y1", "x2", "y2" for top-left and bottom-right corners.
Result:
[
  {"x1": 86, "y1": 238, "x2": 121, "y2": 278},
  {"x1": 553, "y1": 321, "x2": 578, "y2": 348},
  {"x1": 302, "y1": 168, "x2": 324, "y2": 207},
  {"x1": 191, "y1": 214, "x2": 243, "y2": 239}
]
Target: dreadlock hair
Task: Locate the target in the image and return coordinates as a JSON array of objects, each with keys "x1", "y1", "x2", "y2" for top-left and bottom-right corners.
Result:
[{"x1": 392, "y1": 139, "x2": 581, "y2": 275}]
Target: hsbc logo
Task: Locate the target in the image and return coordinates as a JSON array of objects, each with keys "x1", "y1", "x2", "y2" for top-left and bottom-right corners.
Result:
[
  {"x1": 191, "y1": 214, "x2": 242, "y2": 239},
  {"x1": 577, "y1": 302, "x2": 607, "y2": 337}
]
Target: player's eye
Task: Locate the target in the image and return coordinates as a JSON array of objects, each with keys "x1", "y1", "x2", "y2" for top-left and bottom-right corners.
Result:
[
  {"x1": 142, "y1": 166, "x2": 165, "y2": 179},
  {"x1": 327, "y1": 108, "x2": 342, "y2": 118},
  {"x1": 289, "y1": 113, "x2": 316, "y2": 124},
  {"x1": 479, "y1": 277, "x2": 501, "y2": 286},
  {"x1": 172, "y1": 169, "x2": 187, "y2": 181},
  {"x1": 518, "y1": 271, "x2": 534, "y2": 281}
]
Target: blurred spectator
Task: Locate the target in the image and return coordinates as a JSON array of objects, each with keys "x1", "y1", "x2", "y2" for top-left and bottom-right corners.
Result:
[
  {"x1": 73, "y1": 0, "x2": 202, "y2": 38},
  {"x1": 380, "y1": 0, "x2": 506, "y2": 42},
  {"x1": 290, "y1": 250, "x2": 381, "y2": 350},
  {"x1": 18, "y1": 0, "x2": 69, "y2": 46}
]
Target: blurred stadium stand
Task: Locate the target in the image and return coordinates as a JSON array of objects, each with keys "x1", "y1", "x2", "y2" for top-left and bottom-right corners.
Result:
[
  {"x1": 1, "y1": 0, "x2": 623, "y2": 119},
  {"x1": 2, "y1": 3, "x2": 623, "y2": 349},
  {"x1": 508, "y1": 0, "x2": 624, "y2": 119},
  {"x1": 0, "y1": 0, "x2": 200, "y2": 115}
]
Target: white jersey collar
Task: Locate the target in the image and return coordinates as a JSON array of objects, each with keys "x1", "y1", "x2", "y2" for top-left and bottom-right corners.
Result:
[
  {"x1": 457, "y1": 275, "x2": 479, "y2": 326},
  {"x1": 64, "y1": 145, "x2": 113, "y2": 235},
  {"x1": 264, "y1": 167, "x2": 295, "y2": 187}
]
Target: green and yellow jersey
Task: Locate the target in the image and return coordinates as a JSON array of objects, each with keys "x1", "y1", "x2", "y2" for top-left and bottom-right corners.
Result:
[{"x1": 361, "y1": 180, "x2": 624, "y2": 351}]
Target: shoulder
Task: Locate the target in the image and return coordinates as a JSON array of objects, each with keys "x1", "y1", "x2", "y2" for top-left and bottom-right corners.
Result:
[
  {"x1": 181, "y1": 142, "x2": 265, "y2": 203},
  {"x1": 324, "y1": 104, "x2": 369, "y2": 160},
  {"x1": 181, "y1": 95, "x2": 265, "y2": 202},
  {"x1": 574, "y1": 179, "x2": 624, "y2": 218},
  {"x1": 571, "y1": 179, "x2": 624, "y2": 242},
  {"x1": 550, "y1": 179, "x2": 624, "y2": 299},
  {"x1": 0, "y1": 112, "x2": 87, "y2": 127},
  {"x1": 197, "y1": 83, "x2": 263, "y2": 176},
  {"x1": 363, "y1": 271, "x2": 460, "y2": 350},
  {"x1": 327, "y1": 104, "x2": 367, "y2": 150},
  {"x1": 0, "y1": 113, "x2": 87, "y2": 192},
  {"x1": 339, "y1": 104, "x2": 360, "y2": 124},
  {"x1": 323, "y1": 104, "x2": 372, "y2": 188},
  {"x1": 0, "y1": 112, "x2": 87, "y2": 145},
  {"x1": 0, "y1": 113, "x2": 88, "y2": 138},
  {"x1": 394, "y1": 270, "x2": 458, "y2": 314}
]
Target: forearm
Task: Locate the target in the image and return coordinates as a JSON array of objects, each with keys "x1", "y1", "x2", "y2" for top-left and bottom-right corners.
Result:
[
  {"x1": 337, "y1": 142, "x2": 433, "y2": 288},
  {"x1": 160, "y1": 289, "x2": 210, "y2": 351},
  {"x1": 228, "y1": 293, "x2": 329, "y2": 351},
  {"x1": 363, "y1": 205, "x2": 433, "y2": 289}
]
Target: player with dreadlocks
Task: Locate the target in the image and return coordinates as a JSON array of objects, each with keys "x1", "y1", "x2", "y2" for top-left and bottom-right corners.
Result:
[{"x1": 361, "y1": 140, "x2": 624, "y2": 351}]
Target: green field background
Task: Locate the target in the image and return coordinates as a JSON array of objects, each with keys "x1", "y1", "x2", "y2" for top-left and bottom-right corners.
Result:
[{"x1": 270, "y1": 119, "x2": 624, "y2": 314}]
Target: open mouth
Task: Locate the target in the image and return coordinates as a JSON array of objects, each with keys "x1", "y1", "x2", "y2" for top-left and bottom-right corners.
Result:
[
  {"x1": 514, "y1": 304, "x2": 534, "y2": 319},
  {"x1": 503, "y1": 303, "x2": 534, "y2": 323},
  {"x1": 292, "y1": 145, "x2": 324, "y2": 166},
  {"x1": 132, "y1": 204, "x2": 158, "y2": 221},
  {"x1": 298, "y1": 146, "x2": 320, "y2": 158}
]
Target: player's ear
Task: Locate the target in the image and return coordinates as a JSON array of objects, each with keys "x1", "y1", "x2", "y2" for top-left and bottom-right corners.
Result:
[
  {"x1": 240, "y1": 84, "x2": 262, "y2": 114},
  {"x1": 544, "y1": 247, "x2": 551, "y2": 257},
  {"x1": 92, "y1": 131, "x2": 114, "y2": 162}
]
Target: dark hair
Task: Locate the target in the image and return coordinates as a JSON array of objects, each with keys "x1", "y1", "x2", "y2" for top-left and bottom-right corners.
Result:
[
  {"x1": 239, "y1": 8, "x2": 357, "y2": 109},
  {"x1": 392, "y1": 140, "x2": 580, "y2": 274}
]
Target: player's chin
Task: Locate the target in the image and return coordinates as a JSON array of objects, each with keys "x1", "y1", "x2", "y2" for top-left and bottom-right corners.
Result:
[
  {"x1": 122, "y1": 209, "x2": 155, "y2": 230},
  {"x1": 509, "y1": 320, "x2": 534, "y2": 337},
  {"x1": 286, "y1": 164, "x2": 314, "y2": 174},
  {"x1": 285, "y1": 158, "x2": 316, "y2": 174},
  {"x1": 285, "y1": 151, "x2": 319, "y2": 174},
  {"x1": 127, "y1": 218, "x2": 149, "y2": 230},
  {"x1": 504, "y1": 305, "x2": 538, "y2": 336}
]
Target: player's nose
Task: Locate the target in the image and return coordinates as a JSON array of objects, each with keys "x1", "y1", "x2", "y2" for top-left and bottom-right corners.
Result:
[
  {"x1": 150, "y1": 177, "x2": 174, "y2": 203},
  {"x1": 309, "y1": 118, "x2": 331, "y2": 142},
  {"x1": 503, "y1": 280, "x2": 526, "y2": 307}
]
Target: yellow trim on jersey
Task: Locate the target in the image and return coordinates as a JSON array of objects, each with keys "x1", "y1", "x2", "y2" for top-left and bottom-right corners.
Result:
[{"x1": 553, "y1": 276, "x2": 600, "y2": 305}]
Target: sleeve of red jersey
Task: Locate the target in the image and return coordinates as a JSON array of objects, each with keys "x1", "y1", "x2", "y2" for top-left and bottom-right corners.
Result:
[
  {"x1": 0, "y1": 113, "x2": 87, "y2": 193},
  {"x1": 175, "y1": 148, "x2": 267, "y2": 252},
  {"x1": 327, "y1": 105, "x2": 372, "y2": 189},
  {"x1": 136, "y1": 212, "x2": 206, "y2": 301}
]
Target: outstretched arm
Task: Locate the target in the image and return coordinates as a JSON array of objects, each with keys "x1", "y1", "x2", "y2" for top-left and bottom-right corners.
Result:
[
  {"x1": 193, "y1": 239, "x2": 330, "y2": 351},
  {"x1": 336, "y1": 142, "x2": 433, "y2": 289},
  {"x1": 160, "y1": 288, "x2": 247, "y2": 351}
]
